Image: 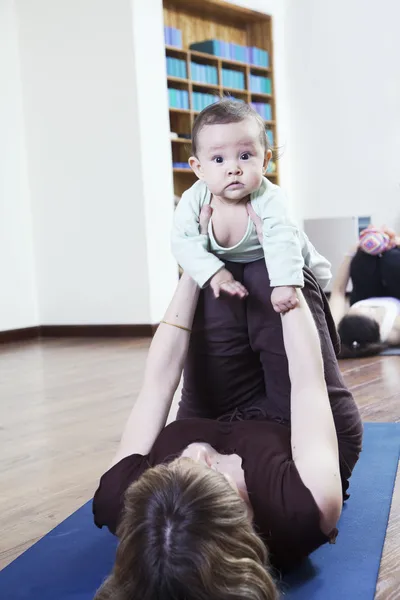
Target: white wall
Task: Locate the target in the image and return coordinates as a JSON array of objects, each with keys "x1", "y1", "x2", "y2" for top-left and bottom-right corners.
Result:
[
  {"x1": 131, "y1": 0, "x2": 179, "y2": 323},
  {"x1": 0, "y1": 0, "x2": 38, "y2": 331},
  {"x1": 16, "y1": 0, "x2": 152, "y2": 325},
  {"x1": 284, "y1": 0, "x2": 400, "y2": 229}
]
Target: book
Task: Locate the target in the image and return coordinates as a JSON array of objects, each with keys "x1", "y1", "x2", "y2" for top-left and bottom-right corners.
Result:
[
  {"x1": 251, "y1": 102, "x2": 272, "y2": 120},
  {"x1": 193, "y1": 92, "x2": 218, "y2": 112},
  {"x1": 191, "y1": 62, "x2": 218, "y2": 85},
  {"x1": 222, "y1": 68, "x2": 245, "y2": 90},
  {"x1": 169, "y1": 89, "x2": 189, "y2": 109},
  {"x1": 189, "y1": 39, "x2": 269, "y2": 68},
  {"x1": 249, "y1": 47, "x2": 269, "y2": 67},
  {"x1": 266, "y1": 129, "x2": 274, "y2": 145},
  {"x1": 165, "y1": 26, "x2": 183, "y2": 49},
  {"x1": 249, "y1": 74, "x2": 271, "y2": 93}
]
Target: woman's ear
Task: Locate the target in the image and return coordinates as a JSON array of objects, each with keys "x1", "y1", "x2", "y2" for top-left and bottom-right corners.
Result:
[
  {"x1": 189, "y1": 156, "x2": 204, "y2": 179},
  {"x1": 262, "y1": 149, "x2": 272, "y2": 173}
]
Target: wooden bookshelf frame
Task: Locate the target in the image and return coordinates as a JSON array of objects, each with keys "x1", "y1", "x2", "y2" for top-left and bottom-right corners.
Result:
[{"x1": 164, "y1": 0, "x2": 278, "y2": 198}]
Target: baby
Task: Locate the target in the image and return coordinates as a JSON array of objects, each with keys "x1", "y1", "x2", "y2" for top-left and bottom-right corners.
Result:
[{"x1": 171, "y1": 98, "x2": 331, "y2": 313}]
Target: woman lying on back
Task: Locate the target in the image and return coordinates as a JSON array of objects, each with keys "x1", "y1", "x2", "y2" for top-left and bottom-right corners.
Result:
[{"x1": 92, "y1": 241, "x2": 362, "y2": 599}]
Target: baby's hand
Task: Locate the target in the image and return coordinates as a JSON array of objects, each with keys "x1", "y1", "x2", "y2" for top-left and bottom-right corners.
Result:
[
  {"x1": 210, "y1": 268, "x2": 249, "y2": 299},
  {"x1": 271, "y1": 286, "x2": 299, "y2": 313}
]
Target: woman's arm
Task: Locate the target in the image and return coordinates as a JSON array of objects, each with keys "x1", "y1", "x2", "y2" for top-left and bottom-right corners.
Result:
[
  {"x1": 329, "y1": 245, "x2": 358, "y2": 326},
  {"x1": 281, "y1": 292, "x2": 343, "y2": 535},
  {"x1": 109, "y1": 272, "x2": 200, "y2": 467}
]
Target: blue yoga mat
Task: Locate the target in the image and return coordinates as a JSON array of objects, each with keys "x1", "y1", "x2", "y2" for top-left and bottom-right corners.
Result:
[
  {"x1": 380, "y1": 346, "x2": 400, "y2": 356},
  {"x1": 1, "y1": 423, "x2": 399, "y2": 600}
]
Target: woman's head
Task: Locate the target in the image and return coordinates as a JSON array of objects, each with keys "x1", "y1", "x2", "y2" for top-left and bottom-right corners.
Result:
[
  {"x1": 94, "y1": 456, "x2": 278, "y2": 600},
  {"x1": 337, "y1": 313, "x2": 384, "y2": 358}
]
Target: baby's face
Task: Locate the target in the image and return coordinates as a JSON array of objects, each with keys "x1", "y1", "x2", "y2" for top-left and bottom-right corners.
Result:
[{"x1": 189, "y1": 117, "x2": 270, "y2": 203}]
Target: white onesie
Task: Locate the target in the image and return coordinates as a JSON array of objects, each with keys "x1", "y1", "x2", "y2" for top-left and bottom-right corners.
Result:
[{"x1": 171, "y1": 177, "x2": 332, "y2": 290}]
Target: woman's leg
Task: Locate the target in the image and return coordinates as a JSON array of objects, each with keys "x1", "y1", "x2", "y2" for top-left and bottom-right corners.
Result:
[
  {"x1": 177, "y1": 261, "x2": 267, "y2": 420},
  {"x1": 380, "y1": 247, "x2": 400, "y2": 299},
  {"x1": 243, "y1": 259, "x2": 363, "y2": 498},
  {"x1": 349, "y1": 249, "x2": 385, "y2": 305}
]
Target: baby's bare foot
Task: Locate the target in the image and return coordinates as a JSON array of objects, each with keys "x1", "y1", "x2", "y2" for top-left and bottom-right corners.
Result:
[{"x1": 199, "y1": 204, "x2": 213, "y2": 235}]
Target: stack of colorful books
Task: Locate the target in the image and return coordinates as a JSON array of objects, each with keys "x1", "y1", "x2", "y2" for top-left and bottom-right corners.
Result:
[
  {"x1": 249, "y1": 75, "x2": 271, "y2": 94},
  {"x1": 166, "y1": 57, "x2": 187, "y2": 78},
  {"x1": 190, "y1": 40, "x2": 269, "y2": 67},
  {"x1": 164, "y1": 26, "x2": 183, "y2": 48},
  {"x1": 251, "y1": 102, "x2": 272, "y2": 120},
  {"x1": 192, "y1": 92, "x2": 219, "y2": 112},
  {"x1": 191, "y1": 62, "x2": 218, "y2": 84},
  {"x1": 168, "y1": 89, "x2": 189, "y2": 109},
  {"x1": 222, "y1": 68, "x2": 245, "y2": 90},
  {"x1": 266, "y1": 129, "x2": 274, "y2": 145}
]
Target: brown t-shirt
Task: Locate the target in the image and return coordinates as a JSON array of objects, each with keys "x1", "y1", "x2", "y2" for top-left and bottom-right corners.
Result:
[{"x1": 93, "y1": 417, "x2": 336, "y2": 572}]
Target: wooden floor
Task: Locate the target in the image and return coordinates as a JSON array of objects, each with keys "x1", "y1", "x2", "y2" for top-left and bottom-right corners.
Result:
[{"x1": 0, "y1": 339, "x2": 399, "y2": 598}]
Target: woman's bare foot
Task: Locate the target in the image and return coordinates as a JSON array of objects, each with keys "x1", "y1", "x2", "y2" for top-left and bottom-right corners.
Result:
[{"x1": 199, "y1": 204, "x2": 213, "y2": 235}]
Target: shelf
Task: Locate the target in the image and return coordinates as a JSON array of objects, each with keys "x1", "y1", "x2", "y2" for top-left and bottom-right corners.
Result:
[
  {"x1": 166, "y1": 45, "x2": 271, "y2": 74},
  {"x1": 189, "y1": 48, "x2": 220, "y2": 65},
  {"x1": 164, "y1": 1, "x2": 278, "y2": 186},
  {"x1": 165, "y1": 45, "x2": 187, "y2": 58},
  {"x1": 192, "y1": 81, "x2": 220, "y2": 91},
  {"x1": 250, "y1": 91, "x2": 273, "y2": 100},
  {"x1": 192, "y1": 48, "x2": 269, "y2": 72},
  {"x1": 164, "y1": 0, "x2": 272, "y2": 24},
  {"x1": 171, "y1": 137, "x2": 191, "y2": 143},
  {"x1": 250, "y1": 64, "x2": 272, "y2": 75},
  {"x1": 223, "y1": 86, "x2": 249, "y2": 95},
  {"x1": 169, "y1": 107, "x2": 192, "y2": 114},
  {"x1": 168, "y1": 76, "x2": 190, "y2": 84}
]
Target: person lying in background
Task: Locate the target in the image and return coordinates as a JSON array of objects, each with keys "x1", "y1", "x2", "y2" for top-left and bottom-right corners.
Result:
[{"x1": 329, "y1": 225, "x2": 400, "y2": 358}]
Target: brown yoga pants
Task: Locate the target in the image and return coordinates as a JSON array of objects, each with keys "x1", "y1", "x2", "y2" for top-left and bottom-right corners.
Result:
[{"x1": 177, "y1": 259, "x2": 363, "y2": 498}]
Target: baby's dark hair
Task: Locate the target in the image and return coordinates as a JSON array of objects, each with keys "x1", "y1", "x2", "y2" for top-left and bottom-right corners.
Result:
[
  {"x1": 337, "y1": 314, "x2": 386, "y2": 358},
  {"x1": 191, "y1": 98, "x2": 271, "y2": 156}
]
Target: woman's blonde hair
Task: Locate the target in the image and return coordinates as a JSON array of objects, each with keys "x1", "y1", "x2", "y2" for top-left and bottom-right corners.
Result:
[{"x1": 94, "y1": 457, "x2": 279, "y2": 600}]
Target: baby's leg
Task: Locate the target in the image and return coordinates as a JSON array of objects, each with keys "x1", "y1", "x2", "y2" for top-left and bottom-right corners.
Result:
[
  {"x1": 244, "y1": 259, "x2": 363, "y2": 497},
  {"x1": 177, "y1": 261, "x2": 266, "y2": 420}
]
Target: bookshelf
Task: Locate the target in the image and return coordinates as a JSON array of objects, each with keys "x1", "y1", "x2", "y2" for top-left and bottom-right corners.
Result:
[{"x1": 163, "y1": 0, "x2": 278, "y2": 199}]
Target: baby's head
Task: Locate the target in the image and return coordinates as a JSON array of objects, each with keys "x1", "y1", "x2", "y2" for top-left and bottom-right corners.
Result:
[{"x1": 189, "y1": 98, "x2": 272, "y2": 203}]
